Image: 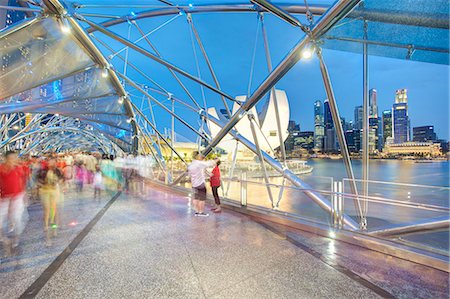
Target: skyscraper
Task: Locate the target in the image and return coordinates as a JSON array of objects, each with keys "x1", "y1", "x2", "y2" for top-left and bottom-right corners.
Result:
[
  {"x1": 325, "y1": 128, "x2": 337, "y2": 153},
  {"x1": 324, "y1": 99, "x2": 333, "y2": 130},
  {"x1": 413, "y1": 126, "x2": 437, "y2": 142},
  {"x1": 344, "y1": 130, "x2": 357, "y2": 152},
  {"x1": 368, "y1": 117, "x2": 382, "y2": 152},
  {"x1": 382, "y1": 110, "x2": 392, "y2": 145},
  {"x1": 353, "y1": 105, "x2": 363, "y2": 131},
  {"x1": 393, "y1": 89, "x2": 410, "y2": 143},
  {"x1": 369, "y1": 88, "x2": 378, "y2": 117},
  {"x1": 323, "y1": 99, "x2": 338, "y2": 152},
  {"x1": 288, "y1": 120, "x2": 300, "y2": 132},
  {"x1": 313, "y1": 100, "x2": 324, "y2": 151}
]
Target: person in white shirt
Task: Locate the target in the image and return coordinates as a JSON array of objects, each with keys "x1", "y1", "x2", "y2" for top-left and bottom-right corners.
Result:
[{"x1": 187, "y1": 151, "x2": 218, "y2": 217}]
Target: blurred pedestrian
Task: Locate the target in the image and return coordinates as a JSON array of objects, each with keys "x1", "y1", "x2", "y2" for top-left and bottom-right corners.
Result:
[
  {"x1": 93, "y1": 165, "x2": 103, "y2": 200},
  {"x1": 37, "y1": 157, "x2": 64, "y2": 245},
  {"x1": 0, "y1": 151, "x2": 29, "y2": 253},
  {"x1": 74, "y1": 161, "x2": 86, "y2": 193}
]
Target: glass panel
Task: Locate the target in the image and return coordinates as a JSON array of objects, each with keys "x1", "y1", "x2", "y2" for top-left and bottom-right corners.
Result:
[
  {"x1": 0, "y1": 68, "x2": 118, "y2": 112},
  {"x1": 0, "y1": 17, "x2": 95, "y2": 99},
  {"x1": 323, "y1": 0, "x2": 449, "y2": 65}
]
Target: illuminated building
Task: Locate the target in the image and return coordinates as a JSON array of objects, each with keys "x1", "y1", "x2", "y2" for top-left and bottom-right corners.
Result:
[
  {"x1": 313, "y1": 100, "x2": 324, "y2": 151},
  {"x1": 324, "y1": 99, "x2": 337, "y2": 152},
  {"x1": 369, "y1": 88, "x2": 378, "y2": 117},
  {"x1": 382, "y1": 110, "x2": 392, "y2": 146},
  {"x1": 393, "y1": 89, "x2": 410, "y2": 143},
  {"x1": 353, "y1": 105, "x2": 363, "y2": 131},
  {"x1": 384, "y1": 142, "x2": 442, "y2": 157}
]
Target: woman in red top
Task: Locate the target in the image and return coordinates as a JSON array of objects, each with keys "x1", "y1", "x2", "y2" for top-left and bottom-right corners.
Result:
[
  {"x1": 210, "y1": 160, "x2": 222, "y2": 213},
  {"x1": 0, "y1": 151, "x2": 28, "y2": 250}
]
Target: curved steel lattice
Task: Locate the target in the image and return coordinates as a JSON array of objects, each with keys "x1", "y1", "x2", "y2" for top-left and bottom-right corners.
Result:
[{"x1": 0, "y1": 0, "x2": 448, "y2": 231}]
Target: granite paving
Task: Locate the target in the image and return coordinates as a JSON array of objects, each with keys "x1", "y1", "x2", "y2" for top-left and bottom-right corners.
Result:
[
  {"x1": 2, "y1": 183, "x2": 448, "y2": 299},
  {"x1": 0, "y1": 187, "x2": 113, "y2": 299}
]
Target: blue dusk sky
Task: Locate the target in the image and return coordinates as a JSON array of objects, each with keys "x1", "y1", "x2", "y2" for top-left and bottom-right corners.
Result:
[{"x1": 78, "y1": 1, "x2": 449, "y2": 141}]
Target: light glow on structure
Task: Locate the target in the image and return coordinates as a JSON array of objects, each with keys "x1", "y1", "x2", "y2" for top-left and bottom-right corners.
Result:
[
  {"x1": 302, "y1": 46, "x2": 314, "y2": 60},
  {"x1": 59, "y1": 19, "x2": 71, "y2": 34}
]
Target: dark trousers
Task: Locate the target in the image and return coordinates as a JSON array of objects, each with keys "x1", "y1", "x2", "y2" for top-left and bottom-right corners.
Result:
[
  {"x1": 194, "y1": 185, "x2": 207, "y2": 201},
  {"x1": 211, "y1": 186, "x2": 220, "y2": 205}
]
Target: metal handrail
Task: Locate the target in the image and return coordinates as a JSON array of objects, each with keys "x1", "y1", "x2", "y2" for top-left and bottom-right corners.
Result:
[
  {"x1": 219, "y1": 177, "x2": 450, "y2": 213},
  {"x1": 342, "y1": 178, "x2": 450, "y2": 190}
]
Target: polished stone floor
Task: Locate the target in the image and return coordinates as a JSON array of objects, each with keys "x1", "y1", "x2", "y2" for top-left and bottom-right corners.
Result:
[{"x1": 1, "y1": 184, "x2": 448, "y2": 298}]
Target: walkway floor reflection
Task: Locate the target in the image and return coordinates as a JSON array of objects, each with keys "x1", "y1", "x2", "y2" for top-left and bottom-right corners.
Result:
[{"x1": 1, "y1": 184, "x2": 448, "y2": 298}]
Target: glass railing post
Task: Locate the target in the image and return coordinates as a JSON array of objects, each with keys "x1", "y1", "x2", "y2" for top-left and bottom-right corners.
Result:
[
  {"x1": 332, "y1": 181, "x2": 337, "y2": 227},
  {"x1": 338, "y1": 181, "x2": 344, "y2": 229},
  {"x1": 332, "y1": 180, "x2": 344, "y2": 229},
  {"x1": 240, "y1": 172, "x2": 247, "y2": 206}
]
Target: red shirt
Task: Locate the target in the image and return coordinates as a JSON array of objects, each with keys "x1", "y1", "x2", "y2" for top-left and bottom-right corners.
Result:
[
  {"x1": 0, "y1": 163, "x2": 28, "y2": 198},
  {"x1": 210, "y1": 166, "x2": 221, "y2": 187}
]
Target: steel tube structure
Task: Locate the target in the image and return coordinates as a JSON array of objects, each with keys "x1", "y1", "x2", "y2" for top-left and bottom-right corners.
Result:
[
  {"x1": 250, "y1": 0, "x2": 305, "y2": 29},
  {"x1": 0, "y1": 5, "x2": 41, "y2": 12},
  {"x1": 131, "y1": 20, "x2": 202, "y2": 110},
  {"x1": 128, "y1": 100, "x2": 187, "y2": 165},
  {"x1": 317, "y1": 48, "x2": 364, "y2": 226},
  {"x1": 362, "y1": 20, "x2": 369, "y2": 229},
  {"x1": 78, "y1": 16, "x2": 238, "y2": 103},
  {"x1": 117, "y1": 72, "x2": 208, "y2": 141},
  {"x1": 84, "y1": 3, "x2": 448, "y2": 33},
  {"x1": 85, "y1": 4, "x2": 327, "y2": 33},
  {"x1": 369, "y1": 216, "x2": 450, "y2": 237},
  {"x1": 324, "y1": 36, "x2": 449, "y2": 54},
  {"x1": 202, "y1": 0, "x2": 362, "y2": 157},
  {"x1": 41, "y1": 0, "x2": 139, "y2": 153},
  {"x1": 188, "y1": 15, "x2": 232, "y2": 117},
  {"x1": 206, "y1": 112, "x2": 359, "y2": 230},
  {"x1": 248, "y1": 113, "x2": 275, "y2": 207},
  {"x1": 260, "y1": 13, "x2": 287, "y2": 163}
]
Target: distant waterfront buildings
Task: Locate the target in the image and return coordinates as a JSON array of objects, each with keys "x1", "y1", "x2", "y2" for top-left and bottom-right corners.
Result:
[
  {"x1": 306, "y1": 88, "x2": 446, "y2": 157},
  {"x1": 393, "y1": 89, "x2": 410, "y2": 144},
  {"x1": 383, "y1": 142, "x2": 442, "y2": 157}
]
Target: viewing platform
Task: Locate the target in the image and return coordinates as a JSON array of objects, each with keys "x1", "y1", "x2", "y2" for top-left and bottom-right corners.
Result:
[{"x1": 1, "y1": 184, "x2": 448, "y2": 299}]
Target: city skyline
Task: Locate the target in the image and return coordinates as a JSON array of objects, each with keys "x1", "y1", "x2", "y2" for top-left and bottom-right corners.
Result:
[
  {"x1": 287, "y1": 88, "x2": 446, "y2": 156},
  {"x1": 293, "y1": 86, "x2": 448, "y2": 144}
]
